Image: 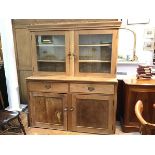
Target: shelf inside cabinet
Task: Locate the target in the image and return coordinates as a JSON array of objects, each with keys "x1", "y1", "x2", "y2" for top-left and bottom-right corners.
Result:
[
  {"x1": 79, "y1": 44, "x2": 111, "y2": 47},
  {"x1": 79, "y1": 60, "x2": 111, "y2": 63},
  {"x1": 37, "y1": 60, "x2": 65, "y2": 63},
  {"x1": 36, "y1": 44, "x2": 65, "y2": 47}
]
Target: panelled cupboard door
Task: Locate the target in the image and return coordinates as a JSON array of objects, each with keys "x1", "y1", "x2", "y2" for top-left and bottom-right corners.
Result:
[
  {"x1": 70, "y1": 94, "x2": 115, "y2": 134},
  {"x1": 29, "y1": 92, "x2": 67, "y2": 130},
  {"x1": 31, "y1": 31, "x2": 70, "y2": 75},
  {"x1": 125, "y1": 88, "x2": 155, "y2": 126},
  {"x1": 74, "y1": 30, "x2": 118, "y2": 77}
]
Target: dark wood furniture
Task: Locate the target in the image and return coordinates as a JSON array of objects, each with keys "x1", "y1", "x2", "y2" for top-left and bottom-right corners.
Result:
[
  {"x1": 0, "y1": 90, "x2": 26, "y2": 135},
  {"x1": 116, "y1": 79, "x2": 124, "y2": 121},
  {"x1": 135, "y1": 100, "x2": 155, "y2": 135},
  {"x1": 122, "y1": 79, "x2": 155, "y2": 132}
]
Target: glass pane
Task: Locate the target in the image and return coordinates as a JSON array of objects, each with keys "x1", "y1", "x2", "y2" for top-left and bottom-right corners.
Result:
[
  {"x1": 79, "y1": 46, "x2": 112, "y2": 61},
  {"x1": 79, "y1": 63, "x2": 111, "y2": 73},
  {"x1": 37, "y1": 35, "x2": 65, "y2": 45},
  {"x1": 79, "y1": 34, "x2": 112, "y2": 45},
  {"x1": 38, "y1": 62, "x2": 65, "y2": 72},
  {"x1": 76, "y1": 99, "x2": 108, "y2": 128},
  {"x1": 36, "y1": 35, "x2": 66, "y2": 72},
  {"x1": 37, "y1": 46, "x2": 65, "y2": 61},
  {"x1": 79, "y1": 34, "x2": 112, "y2": 73}
]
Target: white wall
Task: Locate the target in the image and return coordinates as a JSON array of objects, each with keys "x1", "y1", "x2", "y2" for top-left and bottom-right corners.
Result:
[{"x1": 117, "y1": 18, "x2": 155, "y2": 78}]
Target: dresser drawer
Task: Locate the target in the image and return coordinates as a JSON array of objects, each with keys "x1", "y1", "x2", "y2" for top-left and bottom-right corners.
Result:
[
  {"x1": 28, "y1": 81, "x2": 68, "y2": 93},
  {"x1": 70, "y1": 83, "x2": 114, "y2": 94}
]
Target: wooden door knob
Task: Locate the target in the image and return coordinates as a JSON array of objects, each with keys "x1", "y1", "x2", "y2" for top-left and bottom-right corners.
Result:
[
  {"x1": 44, "y1": 83, "x2": 51, "y2": 89},
  {"x1": 88, "y1": 87, "x2": 95, "y2": 91}
]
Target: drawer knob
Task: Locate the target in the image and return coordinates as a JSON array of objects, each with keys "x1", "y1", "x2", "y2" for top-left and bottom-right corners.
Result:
[
  {"x1": 88, "y1": 86, "x2": 95, "y2": 91},
  {"x1": 70, "y1": 107, "x2": 74, "y2": 111},
  {"x1": 64, "y1": 107, "x2": 68, "y2": 111},
  {"x1": 44, "y1": 83, "x2": 51, "y2": 89}
]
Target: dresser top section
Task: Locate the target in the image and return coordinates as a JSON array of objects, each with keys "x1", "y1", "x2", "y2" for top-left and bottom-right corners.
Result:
[
  {"x1": 12, "y1": 19, "x2": 121, "y2": 31},
  {"x1": 26, "y1": 75, "x2": 118, "y2": 83}
]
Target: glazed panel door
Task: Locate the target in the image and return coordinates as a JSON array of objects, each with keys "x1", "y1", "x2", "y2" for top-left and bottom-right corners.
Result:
[
  {"x1": 74, "y1": 30, "x2": 118, "y2": 77},
  {"x1": 29, "y1": 92, "x2": 68, "y2": 130},
  {"x1": 31, "y1": 31, "x2": 70, "y2": 75},
  {"x1": 70, "y1": 94, "x2": 115, "y2": 134}
]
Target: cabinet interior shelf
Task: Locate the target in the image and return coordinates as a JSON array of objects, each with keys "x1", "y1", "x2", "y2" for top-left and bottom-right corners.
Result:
[
  {"x1": 79, "y1": 60, "x2": 111, "y2": 63},
  {"x1": 36, "y1": 44, "x2": 65, "y2": 47},
  {"x1": 37, "y1": 60, "x2": 65, "y2": 63},
  {"x1": 79, "y1": 44, "x2": 111, "y2": 47}
]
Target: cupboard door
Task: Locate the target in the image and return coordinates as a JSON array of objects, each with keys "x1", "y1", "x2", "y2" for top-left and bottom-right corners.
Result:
[
  {"x1": 74, "y1": 30, "x2": 118, "y2": 77},
  {"x1": 31, "y1": 31, "x2": 70, "y2": 75},
  {"x1": 29, "y1": 92, "x2": 67, "y2": 130},
  {"x1": 70, "y1": 94, "x2": 115, "y2": 134},
  {"x1": 124, "y1": 87, "x2": 155, "y2": 130}
]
